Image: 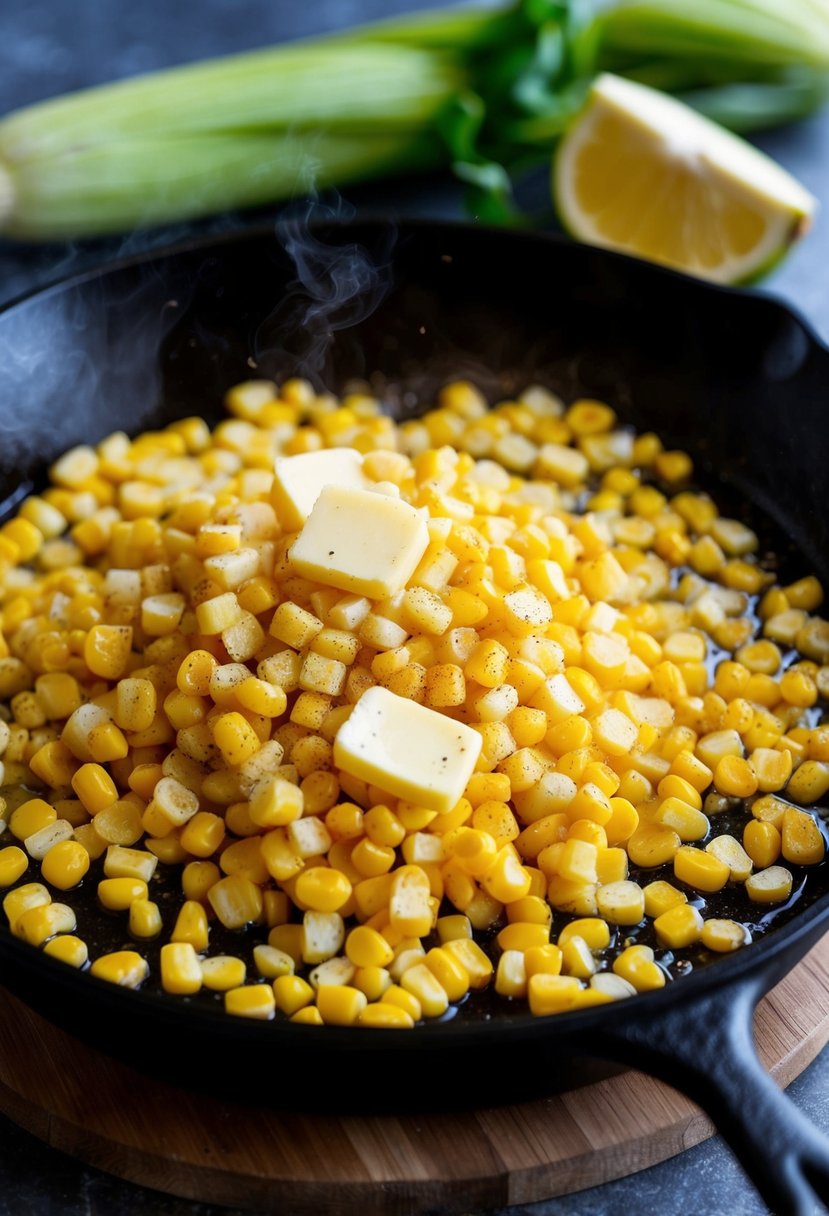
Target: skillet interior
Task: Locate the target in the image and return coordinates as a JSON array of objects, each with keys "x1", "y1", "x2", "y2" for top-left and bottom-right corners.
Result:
[{"x1": 0, "y1": 220, "x2": 828, "y2": 1109}]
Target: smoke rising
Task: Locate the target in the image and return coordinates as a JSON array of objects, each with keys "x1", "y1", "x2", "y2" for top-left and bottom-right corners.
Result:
[{"x1": 255, "y1": 198, "x2": 396, "y2": 386}]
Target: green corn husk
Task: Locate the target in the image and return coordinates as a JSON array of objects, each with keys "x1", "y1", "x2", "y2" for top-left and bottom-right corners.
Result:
[
  {"x1": 593, "y1": 0, "x2": 829, "y2": 132},
  {"x1": 0, "y1": 0, "x2": 827, "y2": 242},
  {"x1": 595, "y1": 0, "x2": 829, "y2": 69},
  {"x1": 0, "y1": 38, "x2": 469, "y2": 239}
]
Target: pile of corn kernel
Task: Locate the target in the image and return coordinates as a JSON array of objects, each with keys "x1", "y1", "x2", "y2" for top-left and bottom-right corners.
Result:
[{"x1": 0, "y1": 376, "x2": 827, "y2": 1029}]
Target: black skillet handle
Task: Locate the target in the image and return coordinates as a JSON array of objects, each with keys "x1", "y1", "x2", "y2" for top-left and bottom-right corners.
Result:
[{"x1": 587, "y1": 966, "x2": 829, "y2": 1216}]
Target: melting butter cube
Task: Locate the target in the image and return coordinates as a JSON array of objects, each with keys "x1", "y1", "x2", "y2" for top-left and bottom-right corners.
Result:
[
  {"x1": 271, "y1": 448, "x2": 368, "y2": 531},
  {"x1": 290, "y1": 485, "x2": 429, "y2": 599},
  {"x1": 334, "y1": 686, "x2": 482, "y2": 813}
]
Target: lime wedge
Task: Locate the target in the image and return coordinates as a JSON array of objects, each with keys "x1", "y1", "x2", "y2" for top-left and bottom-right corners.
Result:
[{"x1": 553, "y1": 73, "x2": 817, "y2": 284}]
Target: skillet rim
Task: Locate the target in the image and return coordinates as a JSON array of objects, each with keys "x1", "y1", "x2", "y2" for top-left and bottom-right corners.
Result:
[
  {"x1": 0, "y1": 216, "x2": 827, "y2": 1051},
  {"x1": 1, "y1": 217, "x2": 828, "y2": 361}
]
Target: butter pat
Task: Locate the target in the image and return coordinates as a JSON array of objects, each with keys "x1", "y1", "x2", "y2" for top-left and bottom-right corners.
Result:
[
  {"x1": 334, "y1": 686, "x2": 482, "y2": 814},
  {"x1": 271, "y1": 448, "x2": 368, "y2": 531},
  {"x1": 290, "y1": 485, "x2": 429, "y2": 599}
]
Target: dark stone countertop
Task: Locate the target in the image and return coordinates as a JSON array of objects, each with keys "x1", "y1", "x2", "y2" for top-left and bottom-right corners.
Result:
[{"x1": 0, "y1": 3, "x2": 828, "y2": 1215}]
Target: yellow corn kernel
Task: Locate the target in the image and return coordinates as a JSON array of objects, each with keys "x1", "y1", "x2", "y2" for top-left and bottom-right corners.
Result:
[
  {"x1": 294, "y1": 867, "x2": 352, "y2": 914},
  {"x1": 10, "y1": 798, "x2": 57, "y2": 843},
  {"x1": 386, "y1": 864, "x2": 433, "y2": 937},
  {"x1": 399, "y1": 962, "x2": 449, "y2": 1018},
  {"x1": 73, "y1": 823, "x2": 108, "y2": 861},
  {"x1": 248, "y1": 775, "x2": 303, "y2": 829},
  {"x1": 175, "y1": 649, "x2": 217, "y2": 697},
  {"x1": 714, "y1": 755, "x2": 758, "y2": 799},
  {"x1": 40, "y1": 840, "x2": 90, "y2": 890},
  {"x1": 565, "y1": 783, "x2": 612, "y2": 827},
  {"x1": 114, "y1": 677, "x2": 157, "y2": 734},
  {"x1": 90, "y1": 950, "x2": 149, "y2": 988},
  {"x1": 441, "y1": 936, "x2": 494, "y2": 988},
  {"x1": 643, "y1": 880, "x2": 687, "y2": 920},
  {"x1": 613, "y1": 944, "x2": 666, "y2": 992},
  {"x1": 492, "y1": 949, "x2": 526, "y2": 998},
  {"x1": 787, "y1": 761, "x2": 829, "y2": 805},
  {"x1": 251, "y1": 944, "x2": 294, "y2": 980},
  {"x1": 557, "y1": 837, "x2": 599, "y2": 884},
  {"x1": 596, "y1": 880, "x2": 644, "y2": 925},
  {"x1": 781, "y1": 808, "x2": 825, "y2": 866},
  {"x1": 749, "y1": 748, "x2": 793, "y2": 794},
  {"x1": 209, "y1": 712, "x2": 261, "y2": 768},
  {"x1": 751, "y1": 795, "x2": 788, "y2": 829},
  {"x1": 168, "y1": 900, "x2": 210, "y2": 950},
  {"x1": 97, "y1": 876, "x2": 148, "y2": 911},
  {"x1": 144, "y1": 775, "x2": 199, "y2": 835},
  {"x1": 269, "y1": 601, "x2": 323, "y2": 649},
  {"x1": 673, "y1": 845, "x2": 730, "y2": 893},
  {"x1": 344, "y1": 925, "x2": 394, "y2": 969},
  {"x1": 84, "y1": 624, "x2": 133, "y2": 680},
  {"x1": 670, "y1": 750, "x2": 714, "y2": 793},
  {"x1": 600, "y1": 797, "x2": 637, "y2": 848},
  {"x1": 560, "y1": 935, "x2": 598, "y2": 979},
  {"x1": 181, "y1": 860, "x2": 221, "y2": 904},
  {"x1": 194, "y1": 592, "x2": 242, "y2": 636},
  {"x1": 3, "y1": 882, "x2": 51, "y2": 934},
  {"x1": 33, "y1": 673, "x2": 81, "y2": 721},
  {"x1": 497, "y1": 922, "x2": 550, "y2": 952},
  {"x1": 506, "y1": 895, "x2": 552, "y2": 928},
  {"x1": 71, "y1": 764, "x2": 118, "y2": 815},
  {"x1": 779, "y1": 669, "x2": 818, "y2": 709},
  {"x1": 85, "y1": 722, "x2": 129, "y2": 764},
  {"x1": 705, "y1": 835, "x2": 753, "y2": 882},
  {"x1": 141, "y1": 592, "x2": 185, "y2": 637},
  {"x1": 653, "y1": 903, "x2": 704, "y2": 949},
  {"x1": 269, "y1": 974, "x2": 313, "y2": 1016},
  {"x1": 744, "y1": 819, "x2": 782, "y2": 869},
  {"x1": 24, "y1": 819, "x2": 74, "y2": 862},
  {"x1": 546, "y1": 873, "x2": 598, "y2": 916},
  {"x1": 100, "y1": 846, "x2": 155, "y2": 886},
  {"x1": 314, "y1": 985, "x2": 367, "y2": 1026},
  {"x1": 810, "y1": 726, "x2": 829, "y2": 760},
  {"x1": 465, "y1": 639, "x2": 510, "y2": 688},
  {"x1": 43, "y1": 934, "x2": 89, "y2": 968},
  {"x1": 524, "y1": 944, "x2": 564, "y2": 979},
  {"x1": 435, "y1": 915, "x2": 472, "y2": 946},
  {"x1": 160, "y1": 942, "x2": 203, "y2": 995},
  {"x1": 0, "y1": 845, "x2": 28, "y2": 888},
  {"x1": 781, "y1": 575, "x2": 822, "y2": 611},
  {"x1": 225, "y1": 984, "x2": 275, "y2": 1020},
  {"x1": 528, "y1": 973, "x2": 583, "y2": 1015},
  {"x1": 173, "y1": 811, "x2": 222, "y2": 860},
  {"x1": 653, "y1": 796, "x2": 709, "y2": 843},
  {"x1": 696, "y1": 729, "x2": 743, "y2": 770},
  {"x1": 301, "y1": 910, "x2": 345, "y2": 965},
  {"x1": 129, "y1": 898, "x2": 163, "y2": 939},
  {"x1": 232, "y1": 678, "x2": 286, "y2": 720},
  {"x1": 701, "y1": 919, "x2": 751, "y2": 953},
  {"x1": 13, "y1": 900, "x2": 74, "y2": 945},
  {"x1": 208, "y1": 874, "x2": 263, "y2": 931},
  {"x1": 127, "y1": 762, "x2": 163, "y2": 802},
  {"x1": 745, "y1": 865, "x2": 793, "y2": 904},
  {"x1": 200, "y1": 956, "x2": 247, "y2": 991},
  {"x1": 421, "y1": 946, "x2": 469, "y2": 1001},
  {"x1": 558, "y1": 918, "x2": 611, "y2": 950},
  {"x1": 627, "y1": 824, "x2": 681, "y2": 868}
]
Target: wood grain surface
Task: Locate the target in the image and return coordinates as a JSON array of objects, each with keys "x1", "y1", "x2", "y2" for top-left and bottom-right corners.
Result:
[{"x1": 1, "y1": 937, "x2": 828, "y2": 1215}]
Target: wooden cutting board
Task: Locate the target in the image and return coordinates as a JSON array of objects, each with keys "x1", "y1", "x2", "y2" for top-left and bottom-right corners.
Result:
[{"x1": 1, "y1": 937, "x2": 828, "y2": 1215}]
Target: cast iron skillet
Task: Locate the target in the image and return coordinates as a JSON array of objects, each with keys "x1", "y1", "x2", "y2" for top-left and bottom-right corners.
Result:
[{"x1": 0, "y1": 220, "x2": 828, "y2": 1215}]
